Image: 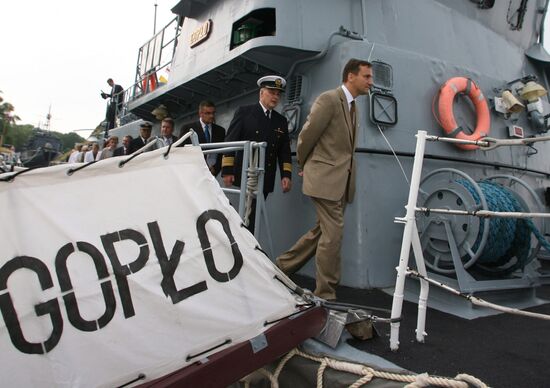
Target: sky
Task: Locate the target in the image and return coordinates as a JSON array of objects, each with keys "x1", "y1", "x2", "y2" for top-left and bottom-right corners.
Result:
[{"x1": 0, "y1": 0, "x2": 176, "y2": 139}]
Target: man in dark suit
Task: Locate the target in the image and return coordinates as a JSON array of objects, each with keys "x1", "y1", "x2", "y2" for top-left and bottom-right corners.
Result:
[
  {"x1": 276, "y1": 59, "x2": 373, "y2": 300},
  {"x1": 101, "y1": 78, "x2": 124, "y2": 111},
  {"x1": 180, "y1": 101, "x2": 225, "y2": 175},
  {"x1": 222, "y1": 75, "x2": 292, "y2": 231},
  {"x1": 159, "y1": 117, "x2": 179, "y2": 146},
  {"x1": 129, "y1": 121, "x2": 153, "y2": 153},
  {"x1": 114, "y1": 135, "x2": 133, "y2": 156},
  {"x1": 101, "y1": 78, "x2": 124, "y2": 130}
]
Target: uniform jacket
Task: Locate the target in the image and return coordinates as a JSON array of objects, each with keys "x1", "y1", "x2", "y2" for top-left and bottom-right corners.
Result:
[
  {"x1": 222, "y1": 103, "x2": 292, "y2": 195},
  {"x1": 128, "y1": 137, "x2": 149, "y2": 154},
  {"x1": 298, "y1": 87, "x2": 357, "y2": 203},
  {"x1": 180, "y1": 121, "x2": 225, "y2": 176},
  {"x1": 113, "y1": 146, "x2": 129, "y2": 156}
]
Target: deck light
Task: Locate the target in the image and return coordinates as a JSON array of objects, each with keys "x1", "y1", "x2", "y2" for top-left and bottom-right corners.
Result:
[
  {"x1": 501, "y1": 90, "x2": 525, "y2": 113},
  {"x1": 519, "y1": 81, "x2": 547, "y2": 102}
]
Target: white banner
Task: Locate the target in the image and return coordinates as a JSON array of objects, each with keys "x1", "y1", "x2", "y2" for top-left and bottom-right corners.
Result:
[{"x1": 0, "y1": 146, "x2": 296, "y2": 387}]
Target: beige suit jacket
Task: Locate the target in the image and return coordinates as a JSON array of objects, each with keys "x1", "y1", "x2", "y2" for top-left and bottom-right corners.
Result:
[{"x1": 297, "y1": 87, "x2": 357, "y2": 202}]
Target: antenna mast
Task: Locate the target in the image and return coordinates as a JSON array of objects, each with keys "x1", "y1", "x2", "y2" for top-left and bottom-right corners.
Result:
[
  {"x1": 153, "y1": 2, "x2": 158, "y2": 34},
  {"x1": 45, "y1": 105, "x2": 52, "y2": 131}
]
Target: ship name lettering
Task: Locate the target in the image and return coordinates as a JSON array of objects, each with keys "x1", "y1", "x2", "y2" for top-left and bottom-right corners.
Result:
[
  {"x1": 189, "y1": 19, "x2": 212, "y2": 47},
  {"x1": 0, "y1": 210, "x2": 242, "y2": 355}
]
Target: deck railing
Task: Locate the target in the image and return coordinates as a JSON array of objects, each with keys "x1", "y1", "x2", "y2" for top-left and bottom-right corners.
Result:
[
  {"x1": 390, "y1": 130, "x2": 550, "y2": 351},
  {"x1": 108, "y1": 16, "x2": 181, "y2": 126}
]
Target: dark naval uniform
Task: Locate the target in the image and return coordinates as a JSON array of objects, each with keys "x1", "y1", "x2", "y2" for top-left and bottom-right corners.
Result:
[{"x1": 221, "y1": 103, "x2": 292, "y2": 195}]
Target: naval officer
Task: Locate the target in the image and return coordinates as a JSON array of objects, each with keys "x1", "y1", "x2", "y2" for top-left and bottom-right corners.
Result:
[
  {"x1": 222, "y1": 75, "x2": 292, "y2": 231},
  {"x1": 129, "y1": 121, "x2": 153, "y2": 153}
]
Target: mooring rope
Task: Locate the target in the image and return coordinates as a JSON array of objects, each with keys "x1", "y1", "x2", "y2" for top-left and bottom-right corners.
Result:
[
  {"x1": 240, "y1": 348, "x2": 489, "y2": 388},
  {"x1": 243, "y1": 147, "x2": 260, "y2": 227},
  {"x1": 458, "y1": 179, "x2": 550, "y2": 272}
]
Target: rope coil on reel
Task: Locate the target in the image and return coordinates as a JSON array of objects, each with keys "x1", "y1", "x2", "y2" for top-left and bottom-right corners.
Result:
[
  {"x1": 458, "y1": 179, "x2": 550, "y2": 273},
  {"x1": 418, "y1": 169, "x2": 550, "y2": 276}
]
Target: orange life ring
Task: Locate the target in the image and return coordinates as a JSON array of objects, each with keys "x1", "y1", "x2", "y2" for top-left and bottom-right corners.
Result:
[{"x1": 437, "y1": 77, "x2": 490, "y2": 150}]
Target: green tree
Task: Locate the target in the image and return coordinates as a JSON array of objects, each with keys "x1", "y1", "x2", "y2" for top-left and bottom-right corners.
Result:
[
  {"x1": 0, "y1": 91, "x2": 21, "y2": 147},
  {"x1": 1, "y1": 91, "x2": 86, "y2": 153},
  {"x1": 54, "y1": 131, "x2": 86, "y2": 153},
  {"x1": 5, "y1": 124, "x2": 33, "y2": 149}
]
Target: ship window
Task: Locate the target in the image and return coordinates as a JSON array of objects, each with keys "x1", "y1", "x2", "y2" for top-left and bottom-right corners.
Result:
[
  {"x1": 370, "y1": 92, "x2": 398, "y2": 127},
  {"x1": 230, "y1": 8, "x2": 276, "y2": 49},
  {"x1": 282, "y1": 105, "x2": 301, "y2": 135},
  {"x1": 371, "y1": 61, "x2": 393, "y2": 91}
]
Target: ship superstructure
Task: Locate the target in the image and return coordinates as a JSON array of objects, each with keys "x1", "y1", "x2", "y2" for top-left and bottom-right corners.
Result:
[{"x1": 112, "y1": 0, "x2": 550, "y2": 296}]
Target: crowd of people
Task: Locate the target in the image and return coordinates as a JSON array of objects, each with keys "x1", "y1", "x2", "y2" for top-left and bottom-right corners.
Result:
[{"x1": 67, "y1": 134, "x2": 133, "y2": 163}]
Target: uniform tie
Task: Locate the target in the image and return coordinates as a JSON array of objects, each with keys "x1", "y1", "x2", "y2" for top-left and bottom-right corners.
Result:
[
  {"x1": 265, "y1": 110, "x2": 271, "y2": 119},
  {"x1": 204, "y1": 124, "x2": 211, "y2": 143}
]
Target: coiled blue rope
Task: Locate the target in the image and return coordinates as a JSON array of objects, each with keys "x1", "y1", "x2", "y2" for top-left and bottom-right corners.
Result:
[{"x1": 457, "y1": 180, "x2": 550, "y2": 273}]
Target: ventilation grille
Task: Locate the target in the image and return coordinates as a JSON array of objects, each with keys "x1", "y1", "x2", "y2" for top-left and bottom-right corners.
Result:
[{"x1": 286, "y1": 75, "x2": 303, "y2": 103}]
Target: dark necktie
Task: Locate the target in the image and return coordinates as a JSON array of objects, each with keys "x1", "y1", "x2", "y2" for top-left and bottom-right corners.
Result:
[
  {"x1": 350, "y1": 100, "x2": 356, "y2": 128},
  {"x1": 265, "y1": 110, "x2": 271, "y2": 119},
  {"x1": 204, "y1": 124, "x2": 211, "y2": 143}
]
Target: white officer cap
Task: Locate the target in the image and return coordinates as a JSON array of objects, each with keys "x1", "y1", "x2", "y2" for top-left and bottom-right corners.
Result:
[{"x1": 257, "y1": 75, "x2": 286, "y2": 91}]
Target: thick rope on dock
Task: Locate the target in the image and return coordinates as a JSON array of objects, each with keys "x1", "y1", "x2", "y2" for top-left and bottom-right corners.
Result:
[
  {"x1": 240, "y1": 347, "x2": 489, "y2": 388},
  {"x1": 458, "y1": 179, "x2": 550, "y2": 272}
]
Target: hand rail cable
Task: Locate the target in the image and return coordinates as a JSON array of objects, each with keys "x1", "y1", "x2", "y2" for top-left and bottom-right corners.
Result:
[
  {"x1": 118, "y1": 130, "x2": 195, "y2": 168},
  {"x1": 0, "y1": 166, "x2": 36, "y2": 182},
  {"x1": 406, "y1": 268, "x2": 550, "y2": 320},
  {"x1": 425, "y1": 133, "x2": 550, "y2": 149}
]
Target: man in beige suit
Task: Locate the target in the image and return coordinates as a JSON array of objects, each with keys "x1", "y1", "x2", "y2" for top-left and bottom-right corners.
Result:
[{"x1": 276, "y1": 59, "x2": 373, "y2": 300}]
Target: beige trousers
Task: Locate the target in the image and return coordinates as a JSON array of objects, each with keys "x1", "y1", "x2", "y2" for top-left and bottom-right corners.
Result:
[{"x1": 276, "y1": 196, "x2": 345, "y2": 300}]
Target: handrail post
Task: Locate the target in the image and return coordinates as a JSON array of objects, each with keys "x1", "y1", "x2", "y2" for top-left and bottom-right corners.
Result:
[
  {"x1": 238, "y1": 141, "x2": 251, "y2": 219},
  {"x1": 254, "y1": 142, "x2": 266, "y2": 237},
  {"x1": 390, "y1": 130, "x2": 428, "y2": 351},
  {"x1": 411, "y1": 223, "x2": 429, "y2": 343}
]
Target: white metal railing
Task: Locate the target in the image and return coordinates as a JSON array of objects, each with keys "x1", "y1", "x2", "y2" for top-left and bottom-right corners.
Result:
[
  {"x1": 104, "y1": 16, "x2": 181, "y2": 129},
  {"x1": 113, "y1": 131, "x2": 272, "y2": 253},
  {"x1": 180, "y1": 136, "x2": 271, "y2": 247},
  {"x1": 390, "y1": 130, "x2": 550, "y2": 351},
  {"x1": 129, "y1": 132, "x2": 269, "y2": 237}
]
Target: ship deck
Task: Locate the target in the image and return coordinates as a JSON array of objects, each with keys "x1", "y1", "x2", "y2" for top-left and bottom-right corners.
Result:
[{"x1": 291, "y1": 274, "x2": 550, "y2": 388}]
